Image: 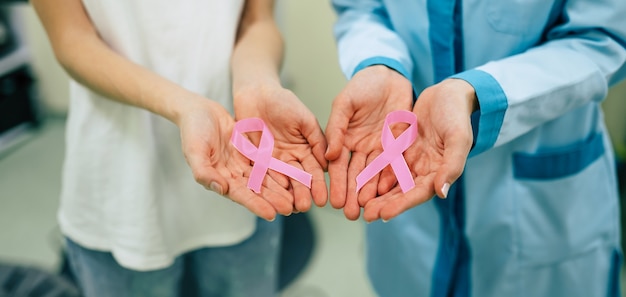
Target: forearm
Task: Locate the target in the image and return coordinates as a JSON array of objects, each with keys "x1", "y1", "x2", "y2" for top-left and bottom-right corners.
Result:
[
  {"x1": 231, "y1": 0, "x2": 283, "y2": 98},
  {"x1": 332, "y1": 0, "x2": 414, "y2": 81},
  {"x1": 60, "y1": 36, "x2": 199, "y2": 124},
  {"x1": 32, "y1": 0, "x2": 202, "y2": 125}
]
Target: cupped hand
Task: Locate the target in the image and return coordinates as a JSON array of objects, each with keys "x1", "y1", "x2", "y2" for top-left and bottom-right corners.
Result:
[
  {"x1": 177, "y1": 97, "x2": 295, "y2": 221},
  {"x1": 362, "y1": 78, "x2": 477, "y2": 222},
  {"x1": 234, "y1": 83, "x2": 328, "y2": 213},
  {"x1": 325, "y1": 65, "x2": 414, "y2": 220}
]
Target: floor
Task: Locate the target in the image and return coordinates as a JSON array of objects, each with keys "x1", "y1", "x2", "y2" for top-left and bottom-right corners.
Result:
[
  {"x1": 0, "y1": 117, "x2": 377, "y2": 297},
  {"x1": 2, "y1": 117, "x2": 626, "y2": 297}
]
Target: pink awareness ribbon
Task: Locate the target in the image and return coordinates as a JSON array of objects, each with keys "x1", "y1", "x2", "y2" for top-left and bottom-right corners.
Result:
[
  {"x1": 231, "y1": 118, "x2": 312, "y2": 193},
  {"x1": 356, "y1": 110, "x2": 417, "y2": 193}
]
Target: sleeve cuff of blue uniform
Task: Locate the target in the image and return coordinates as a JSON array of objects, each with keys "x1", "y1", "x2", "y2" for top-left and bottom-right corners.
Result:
[
  {"x1": 352, "y1": 57, "x2": 418, "y2": 102},
  {"x1": 451, "y1": 69, "x2": 508, "y2": 157}
]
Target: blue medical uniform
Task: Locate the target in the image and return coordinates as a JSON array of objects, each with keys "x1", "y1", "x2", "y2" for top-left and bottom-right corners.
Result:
[{"x1": 332, "y1": 0, "x2": 626, "y2": 296}]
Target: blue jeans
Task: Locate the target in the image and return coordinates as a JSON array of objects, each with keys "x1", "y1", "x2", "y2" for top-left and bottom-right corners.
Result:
[{"x1": 65, "y1": 218, "x2": 282, "y2": 297}]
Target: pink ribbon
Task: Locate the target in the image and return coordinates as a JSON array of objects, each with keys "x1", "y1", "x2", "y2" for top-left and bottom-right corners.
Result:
[
  {"x1": 356, "y1": 110, "x2": 417, "y2": 193},
  {"x1": 231, "y1": 118, "x2": 312, "y2": 193}
]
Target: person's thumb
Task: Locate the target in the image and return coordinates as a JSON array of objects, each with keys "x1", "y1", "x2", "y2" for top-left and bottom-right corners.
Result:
[
  {"x1": 186, "y1": 149, "x2": 230, "y2": 195},
  {"x1": 434, "y1": 135, "x2": 471, "y2": 198},
  {"x1": 325, "y1": 102, "x2": 352, "y2": 161},
  {"x1": 300, "y1": 114, "x2": 328, "y2": 170}
]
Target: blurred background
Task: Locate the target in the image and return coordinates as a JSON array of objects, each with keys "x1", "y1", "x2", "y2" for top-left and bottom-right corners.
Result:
[{"x1": 1, "y1": 1, "x2": 626, "y2": 296}]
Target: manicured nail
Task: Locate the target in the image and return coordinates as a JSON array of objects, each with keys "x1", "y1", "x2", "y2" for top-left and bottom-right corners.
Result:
[
  {"x1": 441, "y1": 183, "x2": 450, "y2": 199},
  {"x1": 382, "y1": 219, "x2": 388, "y2": 223},
  {"x1": 209, "y1": 182, "x2": 223, "y2": 195},
  {"x1": 268, "y1": 216, "x2": 276, "y2": 222}
]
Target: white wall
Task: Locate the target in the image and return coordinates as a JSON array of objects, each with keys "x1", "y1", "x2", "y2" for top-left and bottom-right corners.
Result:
[
  {"x1": 280, "y1": 1, "x2": 346, "y2": 128},
  {"x1": 16, "y1": 4, "x2": 69, "y2": 116}
]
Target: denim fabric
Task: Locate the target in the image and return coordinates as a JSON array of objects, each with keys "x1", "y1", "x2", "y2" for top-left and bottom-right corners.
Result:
[{"x1": 65, "y1": 217, "x2": 282, "y2": 297}]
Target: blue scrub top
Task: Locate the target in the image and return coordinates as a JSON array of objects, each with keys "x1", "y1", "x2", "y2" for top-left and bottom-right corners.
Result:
[{"x1": 332, "y1": 0, "x2": 626, "y2": 296}]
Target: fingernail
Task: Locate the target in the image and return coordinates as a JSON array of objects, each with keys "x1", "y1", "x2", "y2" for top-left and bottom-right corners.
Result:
[
  {"x1": 268, "y1": 216, "x2": 276, "y2": 222},
  {"x1": 441, "y1": 183, "x2": 450, "y2": 199},
  {"x1": 209, "y1": 182, "x2": 223, "y2": 195},
  {"x1": 382, "y1": 219, "x2": 388, "y2": 223}
]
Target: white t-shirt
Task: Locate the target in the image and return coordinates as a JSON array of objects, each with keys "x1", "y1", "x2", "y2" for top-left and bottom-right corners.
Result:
[{"x1": 58, "y1": 0, "x2": 255, "y2": 271}]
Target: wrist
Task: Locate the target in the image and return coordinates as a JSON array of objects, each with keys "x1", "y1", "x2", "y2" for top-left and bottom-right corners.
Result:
[
  {"x1": 233, "y1": 80, "x2": 283, "y2": 108},
  {"x1": 448, "y1": 78, "x2": 479, "y2": 113},
  {"x1": 232, "y1": 71, "x2": 282, "y2": 100},
  {"x1": 361, "y1": 64, "x2": 400, "y2": 78},
  {"x1": 167, "y1": 93, "x2": 214, "y2": 126}
]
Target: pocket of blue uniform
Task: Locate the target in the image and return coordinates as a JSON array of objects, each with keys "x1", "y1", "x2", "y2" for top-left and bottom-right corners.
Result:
[
  {"x1": 512, "y1": 132, "x2": 605, "y2": 180},
  {"x1": 485, "y1": 0, "x2": 554, "y2": 35},
  {"x1": 511, "y1": 131, "x2": 617, "y2": 266}
]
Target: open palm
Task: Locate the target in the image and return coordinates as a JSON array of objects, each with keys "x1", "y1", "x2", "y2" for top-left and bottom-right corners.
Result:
[
  {"x1": 325, "y1": 65, "x2": 414, "y2": 220},
  {"x1": 362, "y1": 79, "x2": 476, "y2": 222},
  {"x1": 234, "y1": 85, "x2": 328, "y2": 213},
  {"x1": 179, "y1": 99, "x2": 295, "y2": 221}
]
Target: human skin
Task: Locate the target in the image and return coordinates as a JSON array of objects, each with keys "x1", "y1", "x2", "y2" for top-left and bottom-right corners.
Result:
[
  {"x1": 326, "y1": 65, "x2": 476, "y2": 221},
  {"x1": 32, "y1": 0, "x2": 298, "y2": 221},
  {"x1": 231, "y1": 0, "x2": 328, "y2": 213}
]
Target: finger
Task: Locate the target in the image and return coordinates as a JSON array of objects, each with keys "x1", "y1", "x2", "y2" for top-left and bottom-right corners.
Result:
[
  {"x1": 433, "y1": 134, "x2": 471, "y2": 198},
  {"x1": 301, "y1": 116, "x2": 329, "y2": 171},
  {"x1": 292, "y1": 183, "x2": 311, "y2": 213},
  {"x1": 227, "y1": 182, "x2": 278, "y2": 221},
  {"x1": 377, "y1": 165, "x2": 397, "y2": 195},
  {"x1": 357, "y1": 151, "x2": 382, "y2": 207},
  {"x1": 189, "y1": 155, "x2": 230, "y2": 196},
  {"x1": 233, "y1": 157, "x2": 294, "y2": 216},
  {"x1": 345, "y1": 151, "x2": 367, "y2": 221},
  {"x1": 361, "y1": 187, "x2": 402, "y2": 222},
  {"x1": 287, "y1": 160, "x2": 313, "y2": 212},
  {"x1": 302, "y1": 154, "x2": 328, "y2": 207},
  {"x1": 267, "y1": 169, "x2": 290, "y2": 189},
  {"x1": 328, "y1": 146, "x2": 350, "y2": 209},
  {"x1": 378, "y1": 176, "x2": 436, "y2": 221},
  {"x1": 325, "y1": 98, "x2": 352, "y2": 161},
  {"x1": 259, "y1": 172, "x2": 295, "y2": 216}
]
